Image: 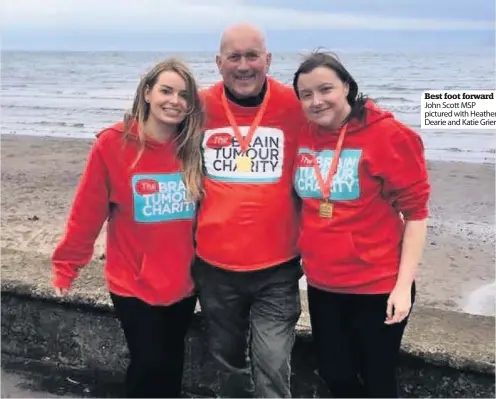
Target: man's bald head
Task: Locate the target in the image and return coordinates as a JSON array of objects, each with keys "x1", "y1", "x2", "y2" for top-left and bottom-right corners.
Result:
[
  {"x1": 219, "y1": 23, "x2": 267, "y2": 53},
  {"x1": 216, "y1": 23, "x2": 272, "y2": 99}
]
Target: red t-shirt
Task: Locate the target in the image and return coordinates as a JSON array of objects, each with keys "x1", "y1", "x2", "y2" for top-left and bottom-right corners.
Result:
[
  {"x1": 196, "y1": 77, "x2": 304, "y2": 271},
  {"x1": 52, "y1": 122, "x2": 196, "y2": 305},
  {"x1": 294, "y1": 100, "x2": 430, "y2": 293}
]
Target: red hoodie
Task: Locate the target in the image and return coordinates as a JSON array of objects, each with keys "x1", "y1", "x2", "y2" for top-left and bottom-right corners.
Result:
[
  {"x1": 196, "y1": 77, "x2": 304, "y2": 271},
  {"x1": 52, "y1": 122, "x2": 196, "y2": 305},
  {"x1": 294, "y1": 101, "x2": 430, "y2": 294}
]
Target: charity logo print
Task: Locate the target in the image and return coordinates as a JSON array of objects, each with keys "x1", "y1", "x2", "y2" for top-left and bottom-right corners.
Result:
[
  {"x1": 132, "y1": 173, "x2": 195, "y2": 222},
  {"x1": 202, "y1": 126, "x2": 284, "y2": 183},
  {"x1": 294, "y1": 148, "x2": 362, "y2": 200}
]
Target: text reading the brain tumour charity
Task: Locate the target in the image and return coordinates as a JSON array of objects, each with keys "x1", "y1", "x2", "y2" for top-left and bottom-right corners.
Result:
[
  {"x1": 421, "y1": 90, "x2": 496, "y2": 130},
  {"x1": 132, "y1": 173, "x2": 195, "y2": 223},
  {"x1": 202, "y1": 126, "x2": 284, "y2": 184},
  {"x1": 211, "y1": 135, "x2": 280, "y2": 173}
]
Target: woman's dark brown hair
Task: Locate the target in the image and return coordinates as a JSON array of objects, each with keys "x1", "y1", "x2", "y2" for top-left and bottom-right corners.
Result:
[{"x1": 293, "y1": 50, "x2": 369, "y2": 124}]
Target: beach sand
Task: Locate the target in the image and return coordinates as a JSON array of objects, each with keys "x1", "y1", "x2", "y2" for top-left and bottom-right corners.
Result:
[{"x1": 1, "y1": 134, "x2": 495, "y2": 316}]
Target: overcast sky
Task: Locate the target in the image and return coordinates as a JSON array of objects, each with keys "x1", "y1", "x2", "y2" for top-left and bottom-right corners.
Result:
[{"x1": 2, "y1": 0, "x2": 495, "y2": 51}]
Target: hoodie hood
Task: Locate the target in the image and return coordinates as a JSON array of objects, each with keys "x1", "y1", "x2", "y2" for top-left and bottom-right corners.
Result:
[
  {"x1": 345, "y1": 99, "x2": 394, "y2": 134},
  {"x1": 96, "y1": 120, "x2": 172, "y2": 149}
]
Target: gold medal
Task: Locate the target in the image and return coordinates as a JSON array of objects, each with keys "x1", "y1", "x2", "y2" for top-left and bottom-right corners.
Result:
[
  {"x1": 311, "y1": 124, "x2": 349, "y2": 220},
  {"x1": 236, "y1": 154, "x2": 252, "y2": 172},
  {"x1": 319, "y1": 200, "x2": 333, "y2": 218}
]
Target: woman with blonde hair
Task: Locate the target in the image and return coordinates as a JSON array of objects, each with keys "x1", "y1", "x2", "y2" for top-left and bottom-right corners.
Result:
[{"x1": 51, "y1": 58, "x2": 205, "y2": 398}]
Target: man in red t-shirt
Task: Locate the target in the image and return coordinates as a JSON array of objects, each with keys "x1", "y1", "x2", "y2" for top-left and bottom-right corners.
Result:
[{"x1": 192, "y1": 23, "x2": 304, "y2": 397}]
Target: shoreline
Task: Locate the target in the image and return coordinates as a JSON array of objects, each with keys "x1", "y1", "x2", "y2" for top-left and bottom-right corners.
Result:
[
  {"x1": 3, "y1": 131, "x2": 495, "y2": 165},
  {"x1": 1, "y1": 133, "x2": 495, "y2": 316}
]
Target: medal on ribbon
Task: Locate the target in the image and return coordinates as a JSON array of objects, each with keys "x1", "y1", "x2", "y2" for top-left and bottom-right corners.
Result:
[
  {"x1": 312, "y1": 124, "x2": 348, "y2": 218},
  {"x1": 221, "y1": 82, "x2": 271, "y2": 171}
]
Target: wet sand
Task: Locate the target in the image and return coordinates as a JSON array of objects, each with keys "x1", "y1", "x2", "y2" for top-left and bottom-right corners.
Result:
[{"x1": 1, "y1": 134, "x2": 494, "y2": 316}]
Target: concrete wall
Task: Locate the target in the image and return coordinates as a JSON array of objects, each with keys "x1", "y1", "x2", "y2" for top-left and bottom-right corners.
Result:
[{"x1": 2, "y1": 291, "x2": 494, "y2": 398}]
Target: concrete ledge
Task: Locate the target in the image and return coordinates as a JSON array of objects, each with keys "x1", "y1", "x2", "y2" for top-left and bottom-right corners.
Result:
[
  {"x1": 1, "y1": 247, "x2": 495, "y2": 397},
  {"x1": 298, "y1": 296, "x2": 496, "y2": 376}
]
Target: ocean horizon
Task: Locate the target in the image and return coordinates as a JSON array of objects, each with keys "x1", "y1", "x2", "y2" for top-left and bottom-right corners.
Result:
[{"x1": 2, "y1": 50, "x2": 495, "y2": 164}]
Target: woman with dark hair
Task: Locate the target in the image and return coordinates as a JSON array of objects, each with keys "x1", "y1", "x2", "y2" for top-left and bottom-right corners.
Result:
[{"x1": 292, "y1": 51, "x2": 430, "y2": 398}]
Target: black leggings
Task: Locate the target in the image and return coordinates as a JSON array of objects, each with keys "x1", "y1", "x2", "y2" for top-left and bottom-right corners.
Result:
[
  {"x1": 110, "y1": 293, "x2": 197, "y2": 398},
  {"x1": 307, "y1": 283, "x2": 415, "y2": 398}
]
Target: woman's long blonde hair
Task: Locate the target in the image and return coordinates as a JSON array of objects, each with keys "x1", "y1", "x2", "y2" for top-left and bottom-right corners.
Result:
[{"x1": 123, "y1": 58, "x2": 205, "y2": 201}]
